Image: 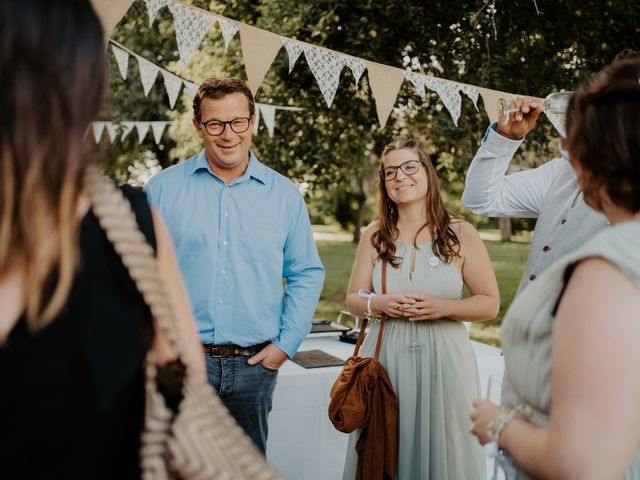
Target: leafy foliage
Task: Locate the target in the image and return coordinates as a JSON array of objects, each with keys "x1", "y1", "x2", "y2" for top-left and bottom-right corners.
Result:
[{"x1": 101, "y1": 0, "x2": 640, "y2": 235}]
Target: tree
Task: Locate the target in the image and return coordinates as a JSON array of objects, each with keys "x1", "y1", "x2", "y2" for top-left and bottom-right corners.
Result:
[{"x1": 104, "y1": 0, "x2": 640, "y2": 240}]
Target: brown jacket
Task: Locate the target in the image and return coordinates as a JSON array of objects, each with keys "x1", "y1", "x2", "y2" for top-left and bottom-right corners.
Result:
[
  {"x1": 329, "y1": 353, "x2": 398, "y2": 479},
  {"x1": 328, "y1": 262, "x2": 398, "y2": 479}
]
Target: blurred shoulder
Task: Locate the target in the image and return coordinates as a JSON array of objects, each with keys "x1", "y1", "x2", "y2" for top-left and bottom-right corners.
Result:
[{"x1": 450, "y1": 218, "x2": 481, "y2": 242}]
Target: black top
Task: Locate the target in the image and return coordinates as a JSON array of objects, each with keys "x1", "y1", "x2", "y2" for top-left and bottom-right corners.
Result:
[{"x1": 0, "y1": 187, "x2": 155, "y2": 479}]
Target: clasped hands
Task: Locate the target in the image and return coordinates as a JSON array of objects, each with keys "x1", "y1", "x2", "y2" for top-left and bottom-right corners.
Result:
[{"x1": 372, "y1": 293, "x2": 449, "y2": 320}]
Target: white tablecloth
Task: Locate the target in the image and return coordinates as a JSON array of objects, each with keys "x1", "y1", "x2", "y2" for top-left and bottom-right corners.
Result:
[{"x1": 266, "y1": 335, "x2": 504, "y2": 480}]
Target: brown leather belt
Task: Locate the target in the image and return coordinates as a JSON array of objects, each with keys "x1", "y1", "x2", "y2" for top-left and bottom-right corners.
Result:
[{"x1": 202, "y1": 341, "x2": 270, "y2": 357}]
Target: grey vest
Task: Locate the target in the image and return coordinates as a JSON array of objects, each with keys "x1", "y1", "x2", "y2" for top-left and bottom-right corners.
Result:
[{"x1": 517, "y1": 160, "x2": 608, "y2": 295}]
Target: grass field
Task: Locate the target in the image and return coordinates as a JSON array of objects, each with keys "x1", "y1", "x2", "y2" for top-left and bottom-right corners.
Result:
[{"x1": 313, "y1": 227, "x2": 530, "y2": 346}]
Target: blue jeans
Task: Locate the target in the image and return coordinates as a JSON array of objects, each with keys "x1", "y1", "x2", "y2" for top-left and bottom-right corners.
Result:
[{"x1": 204, "y1": 354, "x2": 278, "y2": 453}]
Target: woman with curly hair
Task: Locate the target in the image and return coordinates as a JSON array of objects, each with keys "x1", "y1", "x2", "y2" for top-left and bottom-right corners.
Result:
[{"x1": 343, "y1": 139, "x2": 499, "y2": 479}]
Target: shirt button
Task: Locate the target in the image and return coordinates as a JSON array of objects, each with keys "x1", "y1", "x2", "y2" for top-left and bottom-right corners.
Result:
[
  {"x1": 219, "y1": 299, "x2": 224, "y2": 304},
  {"x1": 221, "y1": 269, "x2": 226, "y2": 274},
  {"x1": 561, "y1": 219, "x2": 567, "y2": 224},
  {"x1": 529, "y1": 274, "x2": 537, "y2": 281},
  {"x1": 542, "y1": 245, "x2": 551, "y2": 252},
  {"x1": 223, "y1": 240, "x2": 228, "y2": 246},
  {"x1": 224, "y1": 212, "x2": 229, "y2": 217}
]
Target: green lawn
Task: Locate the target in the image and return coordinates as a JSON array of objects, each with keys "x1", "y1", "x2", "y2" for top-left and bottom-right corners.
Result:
[{"x1": 314, "y1": 228, "x2": 530, "y2": 347}]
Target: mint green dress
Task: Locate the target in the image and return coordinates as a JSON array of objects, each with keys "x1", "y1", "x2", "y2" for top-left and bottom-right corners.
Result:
[
  {"x1": 342, "y1": 242, "x2": 486, "y2": 480},
  {"x1": 501, "y1": 221, "x2": 640, "y2": 479}
]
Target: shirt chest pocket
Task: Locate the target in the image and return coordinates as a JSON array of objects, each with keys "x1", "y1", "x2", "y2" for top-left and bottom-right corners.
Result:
[{"x1": 239, "y1": 217, "x2": 284, "y2": 264}]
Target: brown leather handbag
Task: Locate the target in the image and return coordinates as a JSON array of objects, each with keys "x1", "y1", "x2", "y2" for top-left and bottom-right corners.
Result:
[{"x1": 328, "y1": 261, "x2": 398, "y2": 480}]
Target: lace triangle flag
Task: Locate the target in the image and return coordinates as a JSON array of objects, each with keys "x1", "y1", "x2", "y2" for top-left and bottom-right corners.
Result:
[
  {"x1": 281, "y1": 38, "x2": 304, "y2": 74},
  {"x1": 544, "y1": 110, "x2": 566, "y2": 137},
  {"x1": 405, "y1": 72, "x2": 427, "y2": 100},
  {"x1": 343, "y1": 55, "x2": 366, "y2": 87},
  {"x1": 365, "y1": 60, "x2": 405, "y2": 127},
  {"x1": 425, "y1": 76, "x2": 462, "y2": 126},
  {"x1": 111, "y1": 44, "x2": 129, "y2": 80},
  {"x1": 92, "y1": 122, "x2": 107, "y2": 143},
  {"x1": 258, "y1": 104, "x2": 276, "y2": 137},
  {"x1": 105, "y1": 122, "x2": 119, "y2": 143},
  {"x1": 143, "y1": 0, "x2": 169, "y2": 27},
  {"x1": 136, "y1": 55, "x2": 159, "y2": 96},
  {"x1": 216, "y1": 17, "x2": 239, "y2": 51},
  {"x1": 303, "y1": 45, "x2": 346, "y2": 107},
  {"x1": 167, "y1": 1, "x2": 215, "y2": 67},
  {"x1": 460, "y1": 84, "x2": 480, "y2": 110},
  {"x1": 182, "y1": 80, "x2": 199, "y2": 98},
  {"x1": 134, "y1": 122, "x2": 151, "y2": 144},
  {"x1": 238, "y1": 23, "x2": 282, "y2": 94},
  {"x1": 161, "y1": 69, "x2": 183, "y2": 109},
  {"x1": 150, "y1": 121, "x2": 170, "y2": 144},
  {"x1": 120, "y1": 121, "x2": 135, "y2": 140}
]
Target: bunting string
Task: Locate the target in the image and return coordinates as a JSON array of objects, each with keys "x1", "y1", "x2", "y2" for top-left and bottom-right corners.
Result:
[
  {"x1": 139, "y1": 0, "x2": 562, "y2": 133},
  {"x1": 108, "y1": 40, "x2": 302, "y2": 137}
]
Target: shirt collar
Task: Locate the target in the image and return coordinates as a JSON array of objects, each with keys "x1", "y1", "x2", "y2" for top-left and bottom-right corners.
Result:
[{"x1": 190, "y1": 149, "x2": 266, "y2": 185}]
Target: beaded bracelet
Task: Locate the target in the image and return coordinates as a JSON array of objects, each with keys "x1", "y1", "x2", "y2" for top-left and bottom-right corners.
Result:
[{"x1": 487, "y1": 404, "x2": 533, "y2": 443}]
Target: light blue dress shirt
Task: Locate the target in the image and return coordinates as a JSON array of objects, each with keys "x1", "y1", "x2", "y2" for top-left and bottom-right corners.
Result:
[{"x1": 145, "y1": 150, "x2": 325, "y2": 358}]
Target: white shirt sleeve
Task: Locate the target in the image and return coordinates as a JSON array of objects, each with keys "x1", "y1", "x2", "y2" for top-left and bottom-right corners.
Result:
[{"x1": 461, "y1": 125, "x2": 564, "y2": 218}]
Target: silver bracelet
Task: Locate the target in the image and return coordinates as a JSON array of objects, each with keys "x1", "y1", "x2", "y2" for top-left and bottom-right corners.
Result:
[
  {"x1": 487, "y1": 404, "x2": 533, "y2": 443},
  {"x1": 357, "y1": 289, "x2": 379, "y2": 317}
]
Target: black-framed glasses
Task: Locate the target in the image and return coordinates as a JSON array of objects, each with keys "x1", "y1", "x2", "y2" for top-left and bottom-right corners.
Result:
[
  {"x1": 201, "y1": 117, "x2": 252, "y2": 136},
  {"x1": 380, "y1": 160, "x2": 422, "y2": 181}
]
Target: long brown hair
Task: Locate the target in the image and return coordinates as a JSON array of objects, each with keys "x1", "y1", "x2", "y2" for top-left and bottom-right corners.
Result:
[
  {"x1": 0, "y1": 0, "x2": 106, "y2": 330},
  {"x1": 371, "y1": 139, "x2": 460, "y2": 266}
]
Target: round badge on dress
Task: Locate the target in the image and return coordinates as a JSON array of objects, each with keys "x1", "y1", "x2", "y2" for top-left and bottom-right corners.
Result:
[{"x1": 428, "y1": 256, "x2": 440, "y2": 267}]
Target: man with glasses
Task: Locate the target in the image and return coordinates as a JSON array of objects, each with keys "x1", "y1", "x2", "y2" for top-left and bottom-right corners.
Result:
[{"x1": 145, "y1": 77, "x2": 325, "y2": 453}]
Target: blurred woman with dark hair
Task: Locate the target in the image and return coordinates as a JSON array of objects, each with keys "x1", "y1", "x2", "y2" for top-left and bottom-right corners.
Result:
[
  {"x1": 342, "y1": 139, "x2": 499, "y2": 479},
  {"x1": 471, "y1": 58, "x2": 640, "y2": 479},
  {"x1": 0, "y1": 1, "x2": 202, "y2": 477}
]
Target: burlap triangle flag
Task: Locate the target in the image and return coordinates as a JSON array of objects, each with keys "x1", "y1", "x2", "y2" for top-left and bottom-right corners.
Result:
[
  {"x1": 90, "y1": 0, "x2": 135, "y2": 42},
  {"x1": 238, "y1": 23, "x2": 282, "y2": 95},
  {"x1": 365, "y1": 61, "x2": 405, "y2": 127},
  {"x1": 478, "y1": 87, "x2": 509, "y2": 124}
]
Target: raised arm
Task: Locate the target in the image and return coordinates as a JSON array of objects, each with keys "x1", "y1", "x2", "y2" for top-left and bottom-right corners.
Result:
[
  {"x1": 462, "y1": 125, "x2": 563, "y2": 218},
  {"x1": 462, "y1": 98, "x2": 563, "y2": 218}
]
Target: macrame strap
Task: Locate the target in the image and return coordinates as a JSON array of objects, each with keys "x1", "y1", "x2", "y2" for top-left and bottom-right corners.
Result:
[
  {"x1": 83, "y1": 169, "x2": 188, "y2": 368},
  {"x1": 353, "y1": 260, "x2": 387, "y2": 361}
]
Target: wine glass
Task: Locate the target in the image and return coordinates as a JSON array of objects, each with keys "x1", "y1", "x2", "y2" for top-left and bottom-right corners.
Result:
[
  {"x1": 497, "y1": 92, "x2": 572, "y2": 124},
  {"x1": 405, "y1": 319, "x2": 422, "y2": 350},
  {"x1": 485, "y1": 373, "x2": 504, "y2": 480}
]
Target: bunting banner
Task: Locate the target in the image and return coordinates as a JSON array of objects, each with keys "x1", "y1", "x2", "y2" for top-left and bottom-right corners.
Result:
[
  {"x1": 238, "y1": 23, "x2": 283, "y2": 95},
  {"x1": 161, "y1": 69, "x2": 183, "y2": 109},
  {"x1": 166, "y1": 1, "x2": 216, "y2": 67},
  {"x1": 92, "y1": 121, "x2": 172, "y2": 144},
  {"x1": 107, "y1": 41, "x2": 302, "y2": 138},
  {"x1": 366, "y1": 61, "x2": 406, "y2": 127},
  {"x1": 91, "y1": 0, "x2": 135, "y2": 43},
  {"x1": 136, "y1": 55, "x2": 160, "y2": 96},
  {"x1": 114, "y1": 0, "x2": 564, "y2": 134},
  {"x1": 144, "y1": 0, "x2": 170, "y2": 27}
]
